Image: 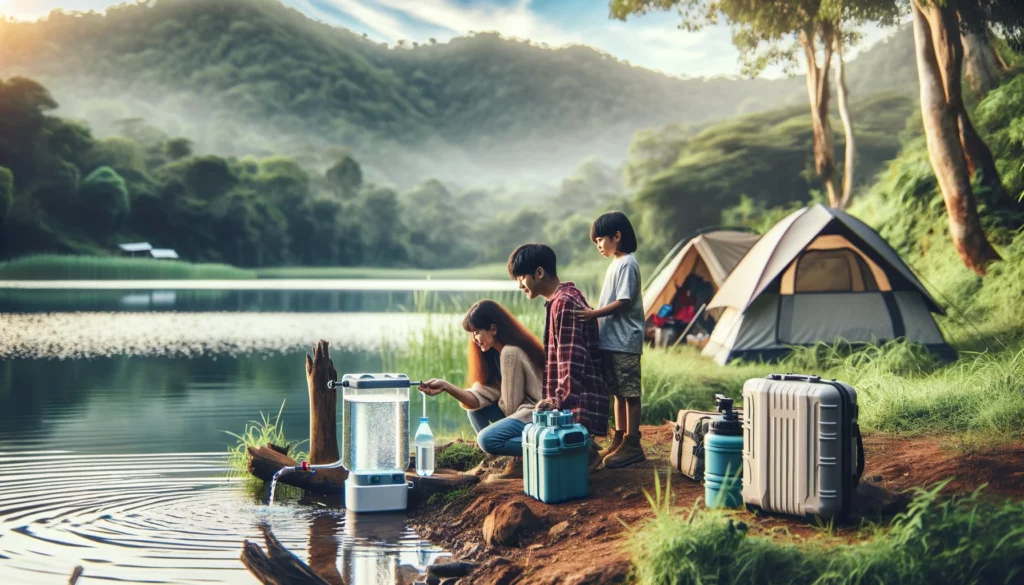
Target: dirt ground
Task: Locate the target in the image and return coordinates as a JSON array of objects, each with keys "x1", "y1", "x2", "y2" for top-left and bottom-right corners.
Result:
[{"x1": 408, "y1": 424, "x2": 1024, "y2": 585}]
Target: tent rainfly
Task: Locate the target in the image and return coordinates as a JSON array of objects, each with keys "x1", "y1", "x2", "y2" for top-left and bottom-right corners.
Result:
[
  {"x1": 642, "y1": 229, "x2": 760, "y2": 320},
  {"x1": 701, "y1": 204, "x2": 953, "y2": 364}
]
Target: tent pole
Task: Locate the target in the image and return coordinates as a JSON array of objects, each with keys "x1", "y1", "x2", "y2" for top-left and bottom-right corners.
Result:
[{"x1": 671, "y1": 303, "x2": 707, "y2": 349}]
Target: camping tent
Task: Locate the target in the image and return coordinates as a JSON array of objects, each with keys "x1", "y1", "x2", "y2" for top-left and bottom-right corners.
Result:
[
  {"x1": 701, "y1": 204, "x2": 952, "y2": 364},
  {"x1": 642, "y1": 229, "x2": 761, "y2": 320}
]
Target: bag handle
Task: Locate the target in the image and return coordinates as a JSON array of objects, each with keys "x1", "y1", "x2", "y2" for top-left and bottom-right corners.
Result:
[
  {"x1": 767, "y1": 373, "x2": 821, "y2": 383},
  {"x1": 853, "y1": 422, "x2": 865, "y2": 486}
]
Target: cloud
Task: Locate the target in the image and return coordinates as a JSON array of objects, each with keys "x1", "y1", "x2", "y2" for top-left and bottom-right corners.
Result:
[{"x1": 290, "y1": 0, "x2": 412, "y2": 42}]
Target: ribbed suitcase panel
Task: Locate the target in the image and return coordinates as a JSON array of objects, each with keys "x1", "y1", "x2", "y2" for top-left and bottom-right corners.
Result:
[{"x1": 742, "y1": 376, "x2": 857, "y2": 520}]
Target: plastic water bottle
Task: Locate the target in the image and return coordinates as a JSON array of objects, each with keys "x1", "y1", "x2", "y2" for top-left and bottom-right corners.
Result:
[{"x1": 414, "y1": 416, "x2": 435, "y2": 477}]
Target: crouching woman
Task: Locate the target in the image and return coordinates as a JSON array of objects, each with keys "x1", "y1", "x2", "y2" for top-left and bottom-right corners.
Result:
[{"x1": 417, "y1": 299, "x2": 544, "y2": 479}]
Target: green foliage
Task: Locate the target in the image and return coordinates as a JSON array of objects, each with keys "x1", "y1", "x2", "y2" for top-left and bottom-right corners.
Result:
[
  {"x1": 631, "y1": 93, "x2": 914, "y2": 255},
  {"x1": 0, "y1": 166, "x2": 12, "y2": 224},
  {"x1": 325, "y1": 155, "x2": 363, "y2": 199},
  {"x1": 0, "y1": 0, "x2": 826, "y2": 186},
  {"x1": 426, "y1": 486, "x2": 471, "y2": 506},
  {"x1": 79, "y1": 166, "x2": 130, "y2": 234},
  {"x1": 435, "y1": 441, "x2": 485, "y2": 471},
  {"x1": 628, "y1": 481, "x2": 1024, "y2": 585},
  {"x1": 0, "y1": 254, "x2": 255, "y2": 279},
  {"x1": 223, "y1": 400, "x2": 307, "y2": 475}
]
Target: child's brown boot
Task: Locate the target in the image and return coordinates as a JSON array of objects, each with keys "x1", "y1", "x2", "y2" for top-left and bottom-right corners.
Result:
[
  {"x1": 598, "y1": 430, "x2": 625, "y2": 459},
  {"x1": 603, "y1": 433, "x2": 646, "y2": 468}
]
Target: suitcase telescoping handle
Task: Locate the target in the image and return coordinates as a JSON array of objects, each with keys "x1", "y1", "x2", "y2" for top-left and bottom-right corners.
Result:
[{"x1": 767, "y1": 373, "x2": 822, "y2": 383}]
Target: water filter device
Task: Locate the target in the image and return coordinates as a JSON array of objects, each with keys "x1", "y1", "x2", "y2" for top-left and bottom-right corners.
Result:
[{"x1": 337, "y1": 373, "x2": 413, "y2": 513}]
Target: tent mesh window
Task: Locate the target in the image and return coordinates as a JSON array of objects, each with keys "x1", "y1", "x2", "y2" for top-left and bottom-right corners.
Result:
[{"x1": 794, "y1": 249, "x2": 879, "y2": 293}]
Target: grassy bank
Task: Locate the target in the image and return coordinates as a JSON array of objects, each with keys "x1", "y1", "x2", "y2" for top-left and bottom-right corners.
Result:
[
  {"x1": 643, "y1": 342, "x2": 1024, "y2": 443},
  {"x1": 0, "y1": 255, "x2": 256, "y2": 280},
  {"x1": 0, "y1": 255, "x2": 609, "y2": 286},
  {"x1": 629, "y1": 477, "x2": 1024, "y2": 585}
]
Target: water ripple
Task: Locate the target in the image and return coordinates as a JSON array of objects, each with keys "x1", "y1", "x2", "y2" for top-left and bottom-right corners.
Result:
[{"x1": 0, "y1": 452, "x2": 445, "y2": 584}]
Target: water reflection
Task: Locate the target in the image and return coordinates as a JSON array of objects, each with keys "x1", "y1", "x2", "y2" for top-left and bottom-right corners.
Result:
[
  {"x1": 0, "y1": 452, "x2": 444, "y2": 585},
  {"x1": 0, "y1": 284, "x2": 517, "y2": 313},
  {"x1": 0, "y1": 355, "x2": 476, "y2": 454}
]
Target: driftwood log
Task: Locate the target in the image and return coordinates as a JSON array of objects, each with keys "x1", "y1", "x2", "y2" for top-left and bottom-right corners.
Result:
[{"x1": 241, "y1": 525, "x2": 334, "y2": 585}]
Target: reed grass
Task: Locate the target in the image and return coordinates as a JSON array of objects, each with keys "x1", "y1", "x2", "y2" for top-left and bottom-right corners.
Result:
[
  {"x1": 627, "y1": 475, "x2": 1024, "y2": 585},
  {"x1": 0, "y1": 254, "x2": 255, "y2": 280},
  {"x1": 222, "y1": 401, "x2": 307, "y2": 475}
]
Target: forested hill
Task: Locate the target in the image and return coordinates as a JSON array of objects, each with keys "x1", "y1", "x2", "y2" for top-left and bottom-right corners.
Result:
[{"x1": 0, "y1": 0, "x2": 916, "y2": 187}]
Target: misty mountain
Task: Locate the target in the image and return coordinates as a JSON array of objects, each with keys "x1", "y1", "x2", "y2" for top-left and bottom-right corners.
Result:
[{"x1": 0, "y1": 0, "x2": 917, "y2": 188}]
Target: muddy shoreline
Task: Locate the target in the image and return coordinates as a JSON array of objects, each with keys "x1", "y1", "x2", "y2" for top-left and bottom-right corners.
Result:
[{"x1": 408, "y1": 424, "x2": 1024, "y2": 585}]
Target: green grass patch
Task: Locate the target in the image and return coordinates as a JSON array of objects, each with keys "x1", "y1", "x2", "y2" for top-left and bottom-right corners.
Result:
[
  {"x1": 0, "y1": 254, "x2": 255, "y2": 280},
  {"x1": 427, "y1": 486, "x2": 472, "y2": 506},
  {"x1": 639, "y1": 340, "x2": 1024, "y2": 442},
  {"x1": 254, "y1": 263, "x2": 512, "y2": 280},
  {"x1": 436, "y1": 441, "x2": 485, "y2": 471},
  {"x1": 628, "y1": 475, "x2": 1024, "y2": 585},
  {"x1": 223, "y1": 401, "x2": 307, "y2": 475}
]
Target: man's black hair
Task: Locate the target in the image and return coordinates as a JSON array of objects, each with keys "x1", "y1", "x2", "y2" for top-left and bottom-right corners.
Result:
[
  {"x1": 590, "y1": 211, "x2": 638, "y2": 254},
  {"x1": 507, "y1": 243, "x2": 558, "y2": 279}
]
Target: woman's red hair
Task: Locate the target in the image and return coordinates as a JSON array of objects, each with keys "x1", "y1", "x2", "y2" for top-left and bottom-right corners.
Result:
[{"x1": 462, "y1": 299, "x2": 545, "y2": 389}]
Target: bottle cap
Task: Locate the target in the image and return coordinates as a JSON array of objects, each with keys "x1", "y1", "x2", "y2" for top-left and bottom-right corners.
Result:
[{"x1": 420, "y1": 417, "x2": 428, "y2": 422}]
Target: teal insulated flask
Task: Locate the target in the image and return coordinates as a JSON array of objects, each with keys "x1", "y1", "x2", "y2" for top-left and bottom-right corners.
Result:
[{"x1": 704, "y1": 394, "x2": 743, "y2": 509}]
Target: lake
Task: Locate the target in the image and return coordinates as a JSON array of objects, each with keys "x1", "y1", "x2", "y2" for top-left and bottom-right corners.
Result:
[{"x1": 0, "y1": 281, "x2": 519, "y2": 584}]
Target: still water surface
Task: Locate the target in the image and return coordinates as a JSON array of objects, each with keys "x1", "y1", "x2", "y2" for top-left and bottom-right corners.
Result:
[{"x1": 0, "y1": 283, "x2": 496, "y2": 584}]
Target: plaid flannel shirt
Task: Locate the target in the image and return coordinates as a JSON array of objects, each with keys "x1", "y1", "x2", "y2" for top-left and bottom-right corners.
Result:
[{"x1": 543, "y1": 282, "x2": 609, "y2": 437}]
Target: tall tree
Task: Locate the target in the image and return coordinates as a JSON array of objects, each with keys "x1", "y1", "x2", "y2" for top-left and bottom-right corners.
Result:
[
  {"x1": 911, "y1": 0, "x2": 1000, "y2": 274},
  {"x1": 609, "y1": 0, "x2": 900, "y2": 209}
]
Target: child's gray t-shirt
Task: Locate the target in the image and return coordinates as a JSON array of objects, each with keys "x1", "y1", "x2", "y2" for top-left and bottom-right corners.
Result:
[{"x1": 597, "y1": 253, "x2": 645, "y2": 355}]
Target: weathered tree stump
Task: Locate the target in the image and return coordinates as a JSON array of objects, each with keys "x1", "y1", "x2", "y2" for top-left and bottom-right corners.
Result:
[
  {"x1": 246, "y1": 339, "x2": 348, "y2": 491},
  {"x1": 306, "y1": 339, "x2": 340, "y2": 464}
]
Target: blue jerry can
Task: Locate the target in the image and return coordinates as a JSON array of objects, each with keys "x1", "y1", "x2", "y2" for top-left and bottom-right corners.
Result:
[{"x1": 522, "y1": 410, "x2": 590, "y2": 504}]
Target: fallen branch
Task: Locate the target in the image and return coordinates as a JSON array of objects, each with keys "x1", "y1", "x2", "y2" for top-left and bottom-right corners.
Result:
[{"x1": 241, "y1": 525, "x2": 332, "y2": 585}]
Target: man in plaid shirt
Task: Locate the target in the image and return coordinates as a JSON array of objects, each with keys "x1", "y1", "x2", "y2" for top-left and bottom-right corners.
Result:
[{"x1": 508, "y1": 243, "x2": 609, "y2": 470}]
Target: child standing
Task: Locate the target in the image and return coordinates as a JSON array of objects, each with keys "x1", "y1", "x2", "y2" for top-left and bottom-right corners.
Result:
[
  {"x1": 576, "y1": 211, "x2": 646, "y2": 468},
  {"x1": 507, "y1": 243, "x2": 609, "y2": 471}
]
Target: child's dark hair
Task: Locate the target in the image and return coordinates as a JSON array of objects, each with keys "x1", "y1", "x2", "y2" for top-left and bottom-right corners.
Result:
[
  {"x1": 590, "y1": 211, "x2": 638, "y2": 254},
  {"x1": 507, "y1": 243, "x2": 558, "y2": 279}
]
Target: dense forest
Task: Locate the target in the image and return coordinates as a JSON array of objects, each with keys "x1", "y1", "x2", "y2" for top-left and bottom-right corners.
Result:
[
  {"x1": 0, "y1": 0, "x2": 970, "y2": 268},
  {"x1": 0, "y1": 0, "x2": 919, "y2": 189},
  {"x1": 0, "y1": 76, "x2": 629, "y2": 266}
]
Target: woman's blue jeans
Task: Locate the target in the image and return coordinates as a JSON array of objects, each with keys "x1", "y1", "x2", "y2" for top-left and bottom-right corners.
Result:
[{"x1": 467, "y1": 403, "x2": 525, "y2": 457}]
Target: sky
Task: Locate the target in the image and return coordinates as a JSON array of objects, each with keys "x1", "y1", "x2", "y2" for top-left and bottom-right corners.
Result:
[{"x1": 0, "y1": 0, "x2": 900, "y2": 79}]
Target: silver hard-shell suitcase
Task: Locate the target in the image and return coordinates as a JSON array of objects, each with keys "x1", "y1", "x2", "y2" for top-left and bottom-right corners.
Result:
[{"x1": 742, "y1": 373, "x2": 864, "y2": 520}]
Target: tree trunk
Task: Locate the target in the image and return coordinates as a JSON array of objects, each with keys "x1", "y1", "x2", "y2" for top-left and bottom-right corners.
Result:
[
  {"x1": 306, "y1": 339, "x2": 339, "y2": 464},
  {"x1": 800, "y1": 21, "x2": 840, "y2": 208},
  {"x1": 960, "y1": 21, "x2": 1004, "y2": 98},
  {"x1": 835, "y1": 35, "x2": 856, "y2": 210},
  {"x1": 912, "y1": 0, "x2": 1000, "y2": 275}
]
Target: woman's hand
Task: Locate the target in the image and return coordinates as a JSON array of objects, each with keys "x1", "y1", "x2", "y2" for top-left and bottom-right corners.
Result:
[
  {"x1": 418, "y1": 379, "x2": 449, "y2": 397},
  {"x1": 534, "y1": 398, "x2": 560, "y2": 411}
]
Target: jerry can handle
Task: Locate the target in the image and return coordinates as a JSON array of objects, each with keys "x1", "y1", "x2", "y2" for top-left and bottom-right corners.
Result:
[{"x1": 767, "y1": 373, "x2": 821, "y2": 383}]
